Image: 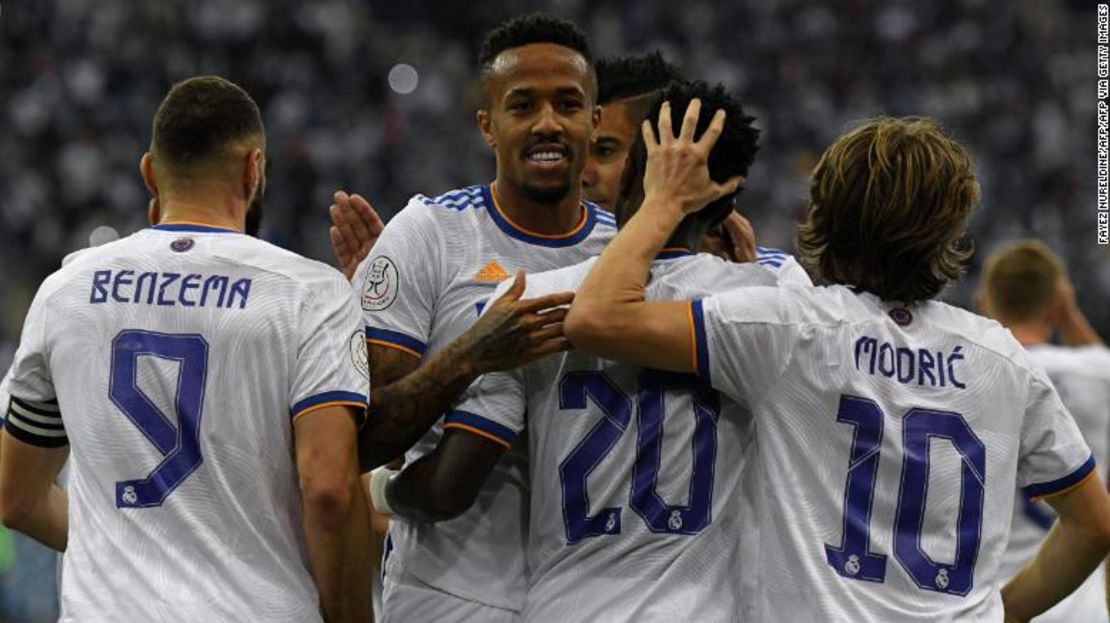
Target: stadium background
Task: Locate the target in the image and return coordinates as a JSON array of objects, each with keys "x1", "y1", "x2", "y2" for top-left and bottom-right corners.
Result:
[{"x1": 0, "y1": 0, "x2": 1104, "y2": 618}]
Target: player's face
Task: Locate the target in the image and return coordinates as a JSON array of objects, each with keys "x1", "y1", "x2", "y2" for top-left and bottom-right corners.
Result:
[
  {"x1": 583, "y1": 99, "x2": 639, "y2": 212},
  {"x1": 481, "y1": 43, "x2": 598, "y2": 205}
]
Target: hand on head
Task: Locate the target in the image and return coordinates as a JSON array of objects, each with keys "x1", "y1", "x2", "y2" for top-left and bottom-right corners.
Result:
[{"x1": 641, "y1": 99, "x2": 745, "y2": 216}]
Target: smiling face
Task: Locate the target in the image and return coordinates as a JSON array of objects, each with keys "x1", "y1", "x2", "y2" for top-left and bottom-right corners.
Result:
[
  {"x1": 479, "y1": 43, "x2": 598, "y2": 205},
  {"x1": 583, "y1": 98, "x2": 643, "y2": 211}
]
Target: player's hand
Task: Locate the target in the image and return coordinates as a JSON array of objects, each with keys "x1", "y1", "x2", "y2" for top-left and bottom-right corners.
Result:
[
  {"x1": 329, "y1": 191, "x2": 385, "y2": 282},
  {"x1": 641, "y1": 98, "x2": 744, "y2": 216},
  {"x1": 459, "y1": 271, "x2": 574, "y2": 374},
  {"x1": 699, "y1": 212, "x2": 757, "y2": 263}
]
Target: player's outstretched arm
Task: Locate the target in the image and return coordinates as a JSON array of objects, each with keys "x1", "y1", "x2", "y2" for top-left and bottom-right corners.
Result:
[
  {"x1": 360, "y1": 272, "x2": 570, "y2": 470},
  {"x1": 566, "y1": 99, "x2": 741, "y2": 372},
  {"x1": 369, "y1": 428, "x2": 506, "y2": 523},
  {"x1": 1002, "y1": 473, "x2": 1110, "y2": 621},
  {"x1": 295, "y1": 405, "x2": 374, "y2": 623},
  {"x1": 329, "y1": 191, "x2": 385, "y2": 282},
  {"x1": 0, "y1": 431, "x2": 68, "y2": 552}
]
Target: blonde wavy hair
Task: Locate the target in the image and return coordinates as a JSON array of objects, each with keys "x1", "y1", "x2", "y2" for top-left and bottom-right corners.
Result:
[{"x1": 797, "y1": 117, "x2": 980, "y2": 303}]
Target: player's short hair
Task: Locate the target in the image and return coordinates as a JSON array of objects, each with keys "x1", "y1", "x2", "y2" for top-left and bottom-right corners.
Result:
[
  {"x1": 797, "y1": 117, "x2": 979, "y2": 303},
  {"x1": 980, "y1": 239, "x2": 1064, "y2": 323},
  {"x1": 596, "y1": 52, "x2": 682, "y2": 106},
  {"x1": 615, "y1": 81, "x2": 759, "y2": 228},
  {"x1": 151, "y1": 75, "x2": 264, "y2": 177},
  {"x1": 478, "y1": 13, "x2": 595, "y2": 99}
]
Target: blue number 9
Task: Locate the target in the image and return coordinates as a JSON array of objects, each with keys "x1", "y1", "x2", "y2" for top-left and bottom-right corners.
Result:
[{"x1": 109, "y1": 330, "x2": 209, "y2": 508}]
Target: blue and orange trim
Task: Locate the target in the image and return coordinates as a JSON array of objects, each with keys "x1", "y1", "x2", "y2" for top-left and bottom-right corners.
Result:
[
  {"x1": 657, "y1": 247, "x2": 694, "y2": 261},
  {"x1": 291, "y1": 390, "x2": 368, "y2": 422},
  {"x1": 366, "y1": 327, "x2": 427, "y2": 359},
  {"x1": 443, "y1": 410, "x2": 517, "y2": 449},
  {"x1": 1024, "y1": 455, "x2": 1097, "y2": 501},
  {"x1": 689, "y1": 299, "x2": 710, "y2": 383},
  {"x1": 152, "y1": 221, "x2": 240, "y2": 234},
  {"x1": 482, "y1": 184, "x2": 597, "y2": 248}
]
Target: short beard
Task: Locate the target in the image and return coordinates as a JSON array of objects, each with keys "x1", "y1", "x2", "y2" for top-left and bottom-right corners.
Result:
[
  {"x1": 245, "y1": 195, "x2": 264, "y2": 236},
  {"x1": 522, "y1": 181, "x2": 572, "y2": 205}
]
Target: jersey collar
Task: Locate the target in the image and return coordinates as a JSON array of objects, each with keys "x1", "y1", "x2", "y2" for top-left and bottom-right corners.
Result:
[
  {"x1": 152, "y1": 221, "x2": 240, "y2": 234},
  {"x1": 482, "y1": 184, "x2": 596, "y2": 248}
]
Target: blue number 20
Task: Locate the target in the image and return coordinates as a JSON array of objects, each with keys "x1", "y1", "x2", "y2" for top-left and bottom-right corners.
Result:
[
  {"x1": 825, "y1": 394, "x2": 986, "y2": 596},
  {"x1": 558, "y1": 370, "x2": 720, "y2": 543},
  {"x1": 109, "y1": 330, "x2": 209, "y2": 508}
]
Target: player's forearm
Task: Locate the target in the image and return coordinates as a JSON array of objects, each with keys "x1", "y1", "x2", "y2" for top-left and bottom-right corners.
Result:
[
  {"x1": 1058, "y1": 303, "x2": 1104, "y2": 347},
  {"x1": 361, "y1": 349, "x2": 481, "y2": 471},
  {"x1": 383, "y1": 456, "x2": 470, "y2": 523},
  {"x1": 303, "y1": 478, "x2": 374, "y2": 623},
  {"x1": 567, "y1": 197, "x2": 684, "y2": 347},
  {"x1": 1002, "y1": 519, "x2": 1110, "y2": 620},
  {"x1": 0, "y1": 484, "x2": 67, "y2": 552}
]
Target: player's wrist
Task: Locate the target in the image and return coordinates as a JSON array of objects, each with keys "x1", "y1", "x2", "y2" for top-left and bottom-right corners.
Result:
[{"x1": 368, "y1": 465, "x2": 399, "y2": 516}]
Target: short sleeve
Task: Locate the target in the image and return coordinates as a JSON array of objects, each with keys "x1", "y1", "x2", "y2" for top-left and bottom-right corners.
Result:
[
  {"x1": 290, "y1": 271, "x2": 369, "y2": 423},
  {"x1": 445, "y1": 370, "x2": 527, "y2": 450},
  {"x1": 755, "y1": 249, "x2": 813, "y2": 287},
  {"x1": 694, "y1": 286, "x2": 798, "y2": 409},
  {"x1": 5, "y1": 286, "x2": 67, "y2": 447},
  {"x1": 1017, "y1": 374, "x2": 1095, "y2": 501},
  {"x1": 356, "y1": 200, "x2": 442, "y2": 359}
]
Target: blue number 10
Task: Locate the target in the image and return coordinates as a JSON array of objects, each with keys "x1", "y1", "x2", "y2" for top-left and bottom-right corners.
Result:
[
  {"x1": 109, "y1": 330, "x2": 209, "y2": 508},
  {"x1": 825, "y1": 394, "x2": 986, "y2": 596}
]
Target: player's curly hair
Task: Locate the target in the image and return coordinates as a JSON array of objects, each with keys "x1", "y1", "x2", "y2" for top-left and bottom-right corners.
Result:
[
  {"x1": 615, "y1": 81, "x2": 759, "y2": 229},
  {"x1": 479, "y1": 13, "x2": 593, "y2": 85},
  {"x1": 596, "y1": 52, "x2": 682, "y2": 106},
  {"x1": 797, "y1": 117, "x2": 979, "y2": 303},
  {"x1": 152, "y1": 75, "x2": 263, "y2": 176}
]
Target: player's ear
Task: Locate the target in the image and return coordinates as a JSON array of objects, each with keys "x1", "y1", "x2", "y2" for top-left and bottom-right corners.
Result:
[
  {"x1": 591, "y1": 104, "x2": 601, "y2": 129},
  {"x1": 140, "y1": 152, "x2": 158, "y2": 197},
  {"x1": 974, "y1": 291, "x2": 988, "y2": 316},
  {"x1": 477, "y1": 109, "x2": 496, "y2": 148},
  {"x1": 243, "y1": 147, "x2": 263, "y2": 200}
]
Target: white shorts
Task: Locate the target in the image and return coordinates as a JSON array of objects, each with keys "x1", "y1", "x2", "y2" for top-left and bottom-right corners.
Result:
[{"x1": 380, "y1": 556, "x2": 518, "y2": 623}]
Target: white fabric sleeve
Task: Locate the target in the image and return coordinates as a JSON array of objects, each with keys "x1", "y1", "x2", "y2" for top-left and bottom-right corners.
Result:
[
  {"x1": 444, "y1": 370, "x2": 527, "y2": 449},
  {"x1": 5, "y1": 284, "x2": 66, "y2": 447},
  {"x1": 1017, "y1": 373, "x2": 1095, "y2": 500},
  {"x1": 290, "y1": 270, "x2": 369, "y2": 424},
  {"x1": 694, "y1": 286, "x2": 798, "y2": 410},
  {"x1": 356, "y1": 199, "x2": 443, "y2": 359}
]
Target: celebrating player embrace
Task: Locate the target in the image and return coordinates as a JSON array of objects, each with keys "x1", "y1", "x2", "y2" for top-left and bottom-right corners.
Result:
[{"x1": 563, "y1": 101, "x2": 1110, "y2": 621}]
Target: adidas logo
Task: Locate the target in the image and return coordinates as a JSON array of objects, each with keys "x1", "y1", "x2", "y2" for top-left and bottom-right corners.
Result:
[{"x1": 474, "y1": 260, "x2": 511, "y2": 283}]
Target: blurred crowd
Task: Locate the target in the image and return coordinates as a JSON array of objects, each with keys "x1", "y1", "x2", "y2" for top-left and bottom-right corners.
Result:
[{"x1": 0, "y1": 0, "x2": 1105, "y2": 618}]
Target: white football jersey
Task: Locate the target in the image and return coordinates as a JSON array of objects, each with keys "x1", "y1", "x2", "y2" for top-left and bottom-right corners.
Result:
[
  {"x1": 453, "y1": 252, "x2": 778, "y2": 621},
  {"x1": 692, "y1": 284, "x2": 1093, "y2": 621},
  {"x1": 755, "y1": 245, "x2": 812, "y2": 286},
  {"x1": 356, "y1": 184, "x2": 615, "y2": 610},
  {"x1": 5, "y1": 223, "x2": 368, "y2": 622},
  {"x1": 1000, "y1": 343, "x2": 1110, "y2": 622}
]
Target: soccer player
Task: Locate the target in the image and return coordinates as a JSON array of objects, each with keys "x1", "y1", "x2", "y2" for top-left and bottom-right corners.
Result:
[
  {"x1": 979, "y1": 240, "x2": 1110, "y2": 622},
  {"x1": 564, "y1": 105, "x2": 1110, "y2": 621},
  {"x1": 368, "y1": 81, "x2": 776, "y2": 621},
  {"x1": 0, "y1": 76, "x2": 373, "y2": 622},
  {"x1": 349, "y1": 14, "x2": 614, "y2": 623}
]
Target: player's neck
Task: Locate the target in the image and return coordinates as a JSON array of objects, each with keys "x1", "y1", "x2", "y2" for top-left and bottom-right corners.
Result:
[
  {"x1": 667, "y1": 220, "x2": 708, "y2": 254},
  {"x1": 1008, "y1": 322, "x2": 1051, "y2": 347},
  {"x1": 155, "y1": 196, "x2": 245, "y2": 232},
  {"x1": 491, "y1": 180, "x2": 584, "y2": 235}
]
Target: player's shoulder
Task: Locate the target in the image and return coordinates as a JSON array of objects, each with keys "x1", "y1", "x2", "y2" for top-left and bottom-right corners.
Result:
[
  {"x1": 589, "y1": 203, "x2": 617, "y2": 236},
  {"x1": 403, "y1": 185, "x2": 489, "y2": 222},
  {"x1": 755, "y1": 246, "x2": 812, "y2": 286},
  {"x1": 231, "y1": 236, "x2": 349, "y2": 290},
  {"x1": 1028, "y1": 344, "x2": 1110, "y2": 379},
  {"x1": 653, "y1": 253, "x2": 779, "y2": 299}
]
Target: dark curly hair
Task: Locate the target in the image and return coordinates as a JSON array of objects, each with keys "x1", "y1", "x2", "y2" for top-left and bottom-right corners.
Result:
[
  {"x1": 796, "y1": 117, "x2": 979, "y2": 303},
  {"x1": 596, "y1": 52, "x2": 682, "y2": 106},
  {"x1": 479, "y1": 14, "x2": 594, "y2": 97},
  {"x1": 615, "y1": 81, "x2": 759, "y2": 229}
]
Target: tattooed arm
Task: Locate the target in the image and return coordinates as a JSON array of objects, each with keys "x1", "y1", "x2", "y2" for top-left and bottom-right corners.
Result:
[{"x1": 359, "y1": 272, "x2": 571, "y2": 471}]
